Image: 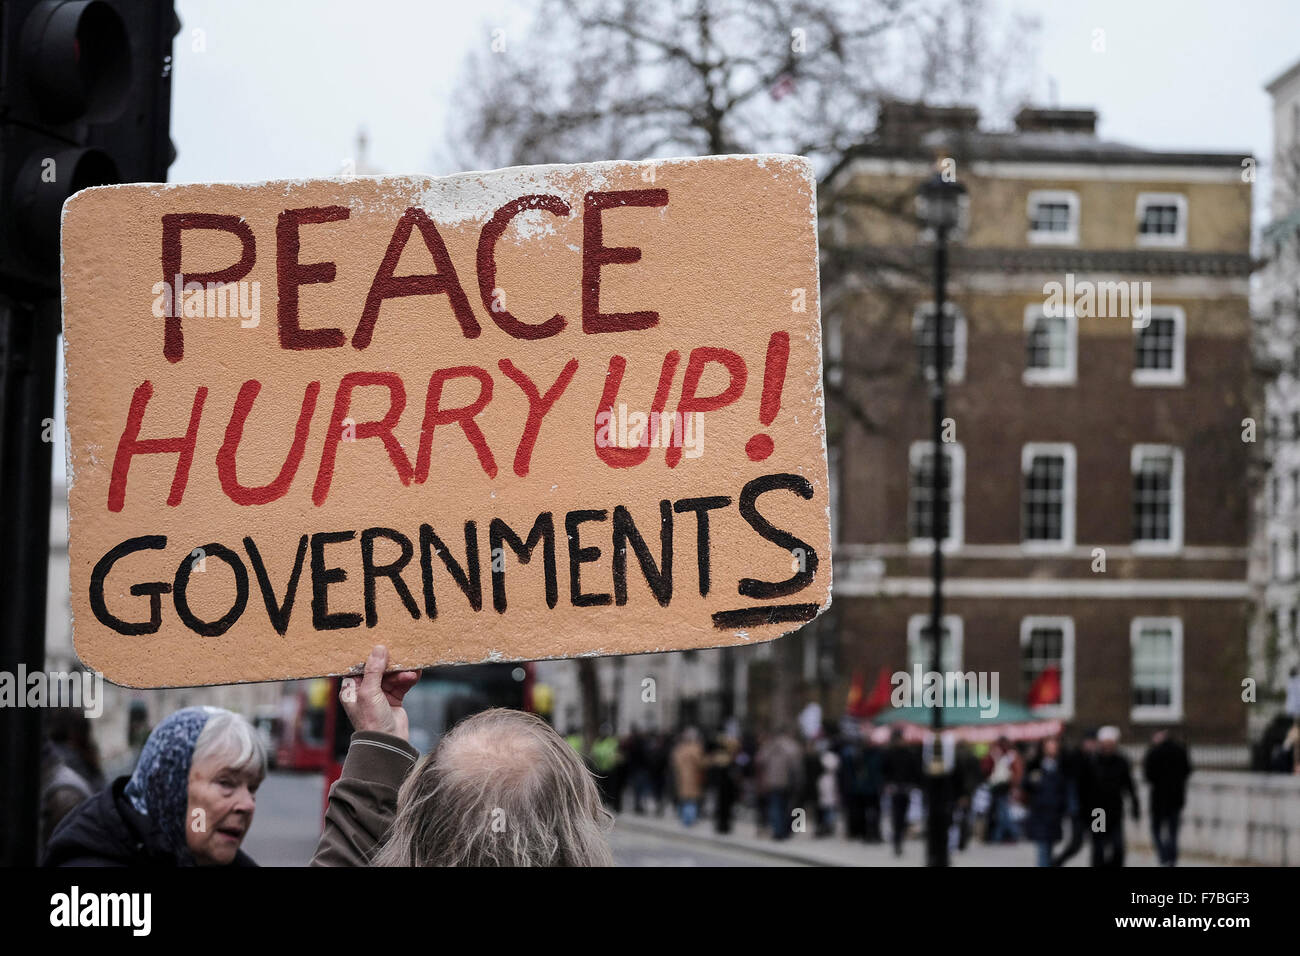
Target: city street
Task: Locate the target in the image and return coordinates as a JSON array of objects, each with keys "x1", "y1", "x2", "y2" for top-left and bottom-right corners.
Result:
[
  {"x1": 242, "y1": 771, "x2": 802, "y2": 867},
  {"x1": 241, "y1": 771, "x2": 1214, "y2": 867}
]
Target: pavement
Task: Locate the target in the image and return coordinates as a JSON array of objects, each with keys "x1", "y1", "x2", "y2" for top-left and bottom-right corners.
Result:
[
  {"x1": 241, "y1": 771, "x2": 1223, "y2": 866},
  {"x1": 610, "y1": 806, "x2": 1218, "y2": 867}
]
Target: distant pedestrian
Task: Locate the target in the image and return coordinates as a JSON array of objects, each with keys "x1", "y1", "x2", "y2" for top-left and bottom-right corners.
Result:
[
  {"x1": 816, "y1": 746, "x2": 841, "y2": 836},
  {"x1": 1022, "y1": 737, "x2": 1068, "y2": 867},
  {"x1": 1051, "y1": 730, "x2": 1095, "y2": 865},
  {"x1": 624, "y1": 725, "x2": 652, "y2": 814},
  {"x1": 670, "y1": 728, "x2": 706, "y2": 827},
  {"x1": 707, "y1": 733, "x2": 741, "y2": 834},
  {"x1": 881, "y1": 731, "x2": 918, "y2": 856},
  {"x1": 1090, "y1": 726, "x2": 1140, "y2": 867},
  {"x1": 986, "y1": 737, "x2": 1022, "y2": 842},
  {"x1": 1142, "y1": 731, "x2": 1191, "y2": 866},
  {"x1": 757, "y1": 727, "x2": 802, "y2": 840}
]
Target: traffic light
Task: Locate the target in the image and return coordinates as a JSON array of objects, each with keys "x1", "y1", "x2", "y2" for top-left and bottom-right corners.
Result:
[
  {"x1": 1, "y1": 0, "x2": 178, "y2": 292},
  {"x1": 0, "y1": 0, "x2": 176, "y2": 866}
]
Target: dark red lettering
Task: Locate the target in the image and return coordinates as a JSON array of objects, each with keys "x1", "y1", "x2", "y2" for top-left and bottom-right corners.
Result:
[
  {"x1": 582, "y1": 189, "x2": 668, "y2": 334},
  {"x1": 160, "y1": 213, "x2": 256, "y2": 363}
]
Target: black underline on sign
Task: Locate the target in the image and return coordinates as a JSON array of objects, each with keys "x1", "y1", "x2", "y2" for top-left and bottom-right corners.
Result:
[{"x1": 711, "y1": 604, "x2": 820, "y2": 629}]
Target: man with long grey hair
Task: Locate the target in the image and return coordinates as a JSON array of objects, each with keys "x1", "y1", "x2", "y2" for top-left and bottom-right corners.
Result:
[{"x1": 312, "y1": 645, "x2": 613, "y2": 867}]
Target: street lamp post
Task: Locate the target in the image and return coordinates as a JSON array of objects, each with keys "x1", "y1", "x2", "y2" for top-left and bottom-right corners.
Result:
[{"x1": 916, "y1": 168, "x2": 967, "y2": 868}]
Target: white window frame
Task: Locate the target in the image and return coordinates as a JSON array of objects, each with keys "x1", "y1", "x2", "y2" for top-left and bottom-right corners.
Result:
[
  {"x1": 1132, "y1": 306, "x2": 1185, "y2": 387},
  {"x1": 826, "y1": 308, "x2": 844, "y2": 387},
  {"x1": 913, "y1": 302, "x2": 966, "y2": 384},
  {"x1": 1131, "y1": 444, "x2": 1184, "y2": 554},
  {"x1": 1020, "y1": 616, "x2": 1075, "y2": 720},
  {"x1": 907, "y1": 614, "x2": 964, "y2": 675},
  {"x1": 908, "y1": 441, "x2": 965, "y2": 553},
  {"x1": 1135, "y1": 192, "x2": 1188, "y2": 248},
  {"x1": 1129, "y1": 617, "x2": 1184, "y2": 723},
  {"x1": 1021, "y1": 443, "x2": 1076, "y2": 551},
  {"x1": 1026, "y1": 189, "x2": 1080, "y2": 246},
  {"x1": 1023, "y1": 304, "x2": 1077, "y2": 385}
]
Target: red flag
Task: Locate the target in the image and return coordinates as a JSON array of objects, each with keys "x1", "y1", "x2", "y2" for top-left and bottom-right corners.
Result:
[
  {"x1": 846, "y1": 670, "x2": 867, "y2": 717},
  {"x1": 863, "y1": 666, "x2": 894, "y2": 718},
  {"x1": 1027, "y1": 666, "x2": 1061, "y2": 708}
]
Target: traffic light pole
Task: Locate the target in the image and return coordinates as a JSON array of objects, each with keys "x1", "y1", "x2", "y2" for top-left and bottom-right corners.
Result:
[{"x1": 0, "y1": 293, "x2": 58, "y2": 866}]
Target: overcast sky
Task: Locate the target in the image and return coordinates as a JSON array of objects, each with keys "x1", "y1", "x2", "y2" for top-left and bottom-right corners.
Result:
[
  {"x1": 168, "y1": 0, "x2": 1300, "y2": 185},
  {"x1": 51, "y1": 0, "x2": 1300, "y2": 486}
]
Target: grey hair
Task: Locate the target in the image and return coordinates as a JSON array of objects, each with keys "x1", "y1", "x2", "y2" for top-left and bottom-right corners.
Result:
[
  {"x1": 192, "y1": 708, "x2": 267, "y2": 780},
  {"x1": 372, "y1": 708, "x2": 614, "y2": 867}
]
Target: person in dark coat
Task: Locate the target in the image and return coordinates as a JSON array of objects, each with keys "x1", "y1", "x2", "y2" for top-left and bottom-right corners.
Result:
[
  {"x1": 1021, "y1": 736, "x2": 1069, "y2": 867},
  {"x1": 43, "y1": 706, "x2": 265, "y2": 867},
  {"x1": 1051, "y1": 730, "x2": 1096, "y2": 866},
  {"x1": 881, "y1": 731, "x2": 918, "y2": 857},
  {"x1": 1142, "y1": 730, "x2": 1192, "y2": 866},
  {"x1": 1089, "y1": 726, "x2": 1139, "y2": 867}
]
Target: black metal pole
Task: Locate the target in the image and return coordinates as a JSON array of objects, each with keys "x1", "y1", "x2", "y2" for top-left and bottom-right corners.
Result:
[
  {"x1": 926, "y1": 228, "x2": 950, "y2": 867},
  {"x1": 0, "y1": 292, "x2": 57, "y2": 866}
]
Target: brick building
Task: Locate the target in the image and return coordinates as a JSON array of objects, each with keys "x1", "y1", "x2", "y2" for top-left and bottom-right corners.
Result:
[{"x1": 824, "y1": 103, "x2": 1254, "y2": 754}]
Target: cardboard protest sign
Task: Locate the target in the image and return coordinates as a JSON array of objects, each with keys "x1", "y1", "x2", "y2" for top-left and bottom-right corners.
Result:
[{"x1": 61, "y1": 154, "x2": 830, "y2": 687}]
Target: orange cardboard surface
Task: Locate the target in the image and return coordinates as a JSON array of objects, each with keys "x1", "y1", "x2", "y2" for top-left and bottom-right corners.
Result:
[{"x1": 61, "y1": 154, "x2": 830, "y2": 687}]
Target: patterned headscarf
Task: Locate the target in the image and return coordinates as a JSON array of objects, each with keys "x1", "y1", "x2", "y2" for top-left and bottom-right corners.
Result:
[{"x1": 124, "y1": 706, "x2": 219, "y2": 862}]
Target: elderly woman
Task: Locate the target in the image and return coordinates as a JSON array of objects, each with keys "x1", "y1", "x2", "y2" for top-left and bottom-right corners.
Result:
[
  {"x1": 43, "y1": 706, "x2": 265, "y2": 867},
  {"x1": 313, "y1": 645, "x2": 613, "y2": 867}
]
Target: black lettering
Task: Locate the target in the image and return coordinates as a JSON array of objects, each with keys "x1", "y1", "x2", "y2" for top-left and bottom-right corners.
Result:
[
  {"x1": 418, "y1": 521, "x2": 483, "y2": 618},
  {"x1": 361, "y1": 527, "x2": 419, "y2": 627},
  {"x1": 89, "y1": 536, "x2": 170, "y2": 635},
  {"x1": 173, "y1": 542, "x2": 249, "y2": 637},
  {"x1": 311, "y1": 530, "x2": 362, "y2": 630},
  {"x1": 566, "y1": 509, "x2": 612, "y2": 607},
  {"x1": 736, "y1": 474, "x2": 817, "y2": 599},
  {"x1": 243, "y1": 534, "x2": 308, "y2": 636},
  {"x1": 673, "y1": 495, "x2": 731, "y2": 596},
  {"x1": 613, "y1": 501, "x2": 672, "y2": 606},
  {"x1": 489, "y1": 513, "x2": 557, "y2": 613}
]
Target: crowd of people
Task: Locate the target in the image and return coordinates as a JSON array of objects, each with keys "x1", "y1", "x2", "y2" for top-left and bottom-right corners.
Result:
[
  {"x1": 33, "y1": 647, "x2": 1221, "y2": 868},
  {"x1": 579, "y1": 716, "x2": 1197, "y2": 867}
]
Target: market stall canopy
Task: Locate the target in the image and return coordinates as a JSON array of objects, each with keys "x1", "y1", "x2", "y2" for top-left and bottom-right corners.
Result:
[{"x1": 873, "y1": 702, "x2": 1062, "y2": 744}]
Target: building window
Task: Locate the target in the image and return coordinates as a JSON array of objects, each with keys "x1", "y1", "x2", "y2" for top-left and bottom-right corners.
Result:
[
  {"x1": 1023, "y1": 306, "x2": 1076, "y2": 385},
  {"x1": 1021, "y1": 443, "x2": 1076, "y2": 549},
  {"x1": 1132, "y1": 445, "x2": 1183, "y2": 552},
  {"x1": 1027, "y1": 190, "x2": 1079, "y2": 245},
  {"x1": 1292, "y1": 532, "x2": 1298, "y2": 578},
  {"x1": 1132, "y1": 307, "x2": 1185, "y2": 386},
  {"x1": 1290, "y1": 606, "x2": 1298, "y2": 639},
  {"x1": 825, "y1": 309, "x2": 843, "y2": 387},
  {"x1": 1273, "y1": 475, "x2": 1282, "y2": 514},
  {"x1": 913, "y1": 303, "x2": 966, "y2": 383},
  {"x1": 1291, "y1": 470, "x2": 1299, "y2": 510},
  {"x1": 908, "y1": 441, "x2": 964, "y2": 550},
  {"x1": 1272, "y1": 538, "x2": 1280, "y2": 577},
  {"x1": 1130, "y1": 617, "x2": 1183, "y2": 722},
  {"x1": 907, "y1": 614, "x2": 964, "y2": 676},
  {"x1": 1136, "y1": 193, "x2": 1188, "y2": 247},
  {"x1": 1021, "y1": 617, "x2": 1075, "y2": 719}
]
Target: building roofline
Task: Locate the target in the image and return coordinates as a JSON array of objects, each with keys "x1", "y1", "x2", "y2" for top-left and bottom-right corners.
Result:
[
  {"x1": 851, "y1": 139, "x2": 1252, "y2": 169},
  {"x1": 1266, "y1": 56, "x2": 1300, "y2": 95}
]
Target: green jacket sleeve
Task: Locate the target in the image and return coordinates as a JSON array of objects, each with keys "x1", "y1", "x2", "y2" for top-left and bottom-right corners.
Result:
[{"x1": 310, "y1": 731, "x2": 419, "y2": 867}]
